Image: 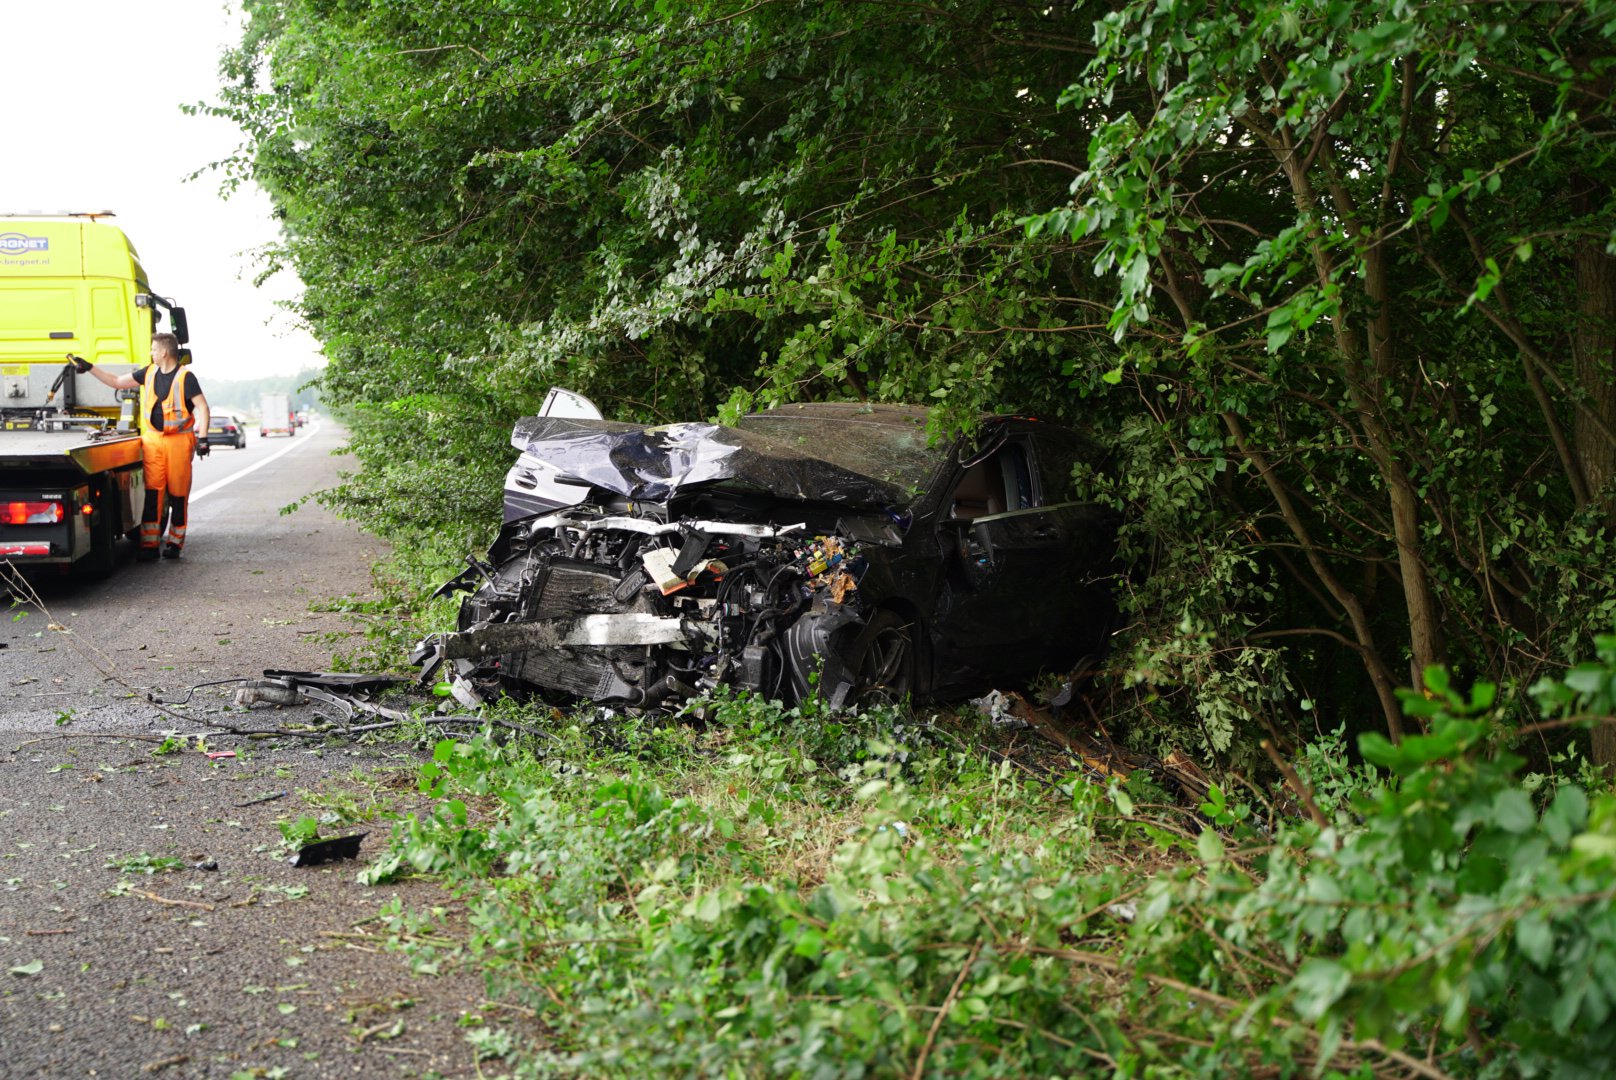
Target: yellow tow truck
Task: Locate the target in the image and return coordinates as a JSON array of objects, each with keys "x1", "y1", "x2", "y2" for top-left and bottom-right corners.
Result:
[{"x1": 0, "y1": 212, "x2": 193, "y2": 575}]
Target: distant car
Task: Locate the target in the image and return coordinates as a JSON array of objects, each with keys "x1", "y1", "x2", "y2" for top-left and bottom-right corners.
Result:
[
  {"x1": 294, "y1": 410, "x2": 308, "y2": 427},
  {"x1": 415, "y1": 394, "x2": 1120, "y2": 711},
  {"x1": 202, "y1": 412, "x2": 247, "y2": 450}
]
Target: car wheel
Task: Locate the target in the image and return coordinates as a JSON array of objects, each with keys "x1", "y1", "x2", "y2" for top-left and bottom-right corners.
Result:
[{"x1": 845, "y1": 609, "x2": 921, "y2": 705}]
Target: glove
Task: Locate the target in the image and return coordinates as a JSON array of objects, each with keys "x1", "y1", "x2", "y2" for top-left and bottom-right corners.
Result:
[
  {"x1": 68, "y1": 354, "x2": 92, "y2": 374},
  {"x1": 195, "y1": 438, "x2": 210, "y2": 458}
]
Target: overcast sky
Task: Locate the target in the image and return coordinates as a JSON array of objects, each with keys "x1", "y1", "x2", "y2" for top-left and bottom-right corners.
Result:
[{"x1": 1, "y1": 0, "x2": 321, "y2": 380}]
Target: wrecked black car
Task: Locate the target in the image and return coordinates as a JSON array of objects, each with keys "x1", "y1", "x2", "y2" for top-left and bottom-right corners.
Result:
[{"x1": 412, "y1": 393, "x2": 1119, "y2": 711}]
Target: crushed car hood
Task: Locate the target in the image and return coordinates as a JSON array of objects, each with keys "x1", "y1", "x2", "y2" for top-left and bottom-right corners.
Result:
[{"x1": 510, "y1": 416, "x2": 912, "y2": 506}]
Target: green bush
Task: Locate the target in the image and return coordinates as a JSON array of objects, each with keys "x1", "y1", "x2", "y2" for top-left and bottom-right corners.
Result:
[{"x1": 358, "y1": 635, "x2": 1616, "y2": 1077}]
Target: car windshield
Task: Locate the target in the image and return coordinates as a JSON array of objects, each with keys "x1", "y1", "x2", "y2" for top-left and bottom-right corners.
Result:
[{"x1": 735, "y1": 407, "x2": 948, "y2": 503}]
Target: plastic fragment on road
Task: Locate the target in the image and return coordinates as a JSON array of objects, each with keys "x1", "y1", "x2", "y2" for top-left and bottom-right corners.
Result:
[
  {"x1": 289, "y1": 832, "x2": 366, "y2": 868},
  {"x1": 233, "y1": 791, "x2": 288, "y2": 808},
  {"x1": 234, "y1": 680, "x2": 306, "y2": 708},
  {"x1": 247, "y1": 670, "x2": 416, "y2": 723},
  {"x1": 203, "y1": 750, "x2": 236, "y2": 761},
  {"x1": 970, "y1": 689, "x2": 1025, "y2": 727}
]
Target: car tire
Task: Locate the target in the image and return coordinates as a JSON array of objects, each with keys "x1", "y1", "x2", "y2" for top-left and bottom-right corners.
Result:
[{"x1": 844, "y1": 609, "x2": 922, "y2": 705}]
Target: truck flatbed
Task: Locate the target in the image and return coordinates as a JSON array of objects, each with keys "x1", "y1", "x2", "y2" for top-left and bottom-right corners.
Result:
[{"x1": 0, "y1": 426, "x2": 142, "y2": 475}]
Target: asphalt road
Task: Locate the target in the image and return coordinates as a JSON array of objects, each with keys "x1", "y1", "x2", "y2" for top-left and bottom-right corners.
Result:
[{"x1": 0, "y1": 423, "x2": 501, "y2": 1078}]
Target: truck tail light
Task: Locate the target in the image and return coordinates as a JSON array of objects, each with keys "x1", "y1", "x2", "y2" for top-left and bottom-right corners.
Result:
[{"x1": 2, "y1": 501, "x2": 65, "y2": 525}]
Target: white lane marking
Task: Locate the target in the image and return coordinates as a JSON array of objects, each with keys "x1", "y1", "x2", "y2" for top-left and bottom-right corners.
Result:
[{"x1": 189, "y1": 423, "x2": 322, "y2": 505}]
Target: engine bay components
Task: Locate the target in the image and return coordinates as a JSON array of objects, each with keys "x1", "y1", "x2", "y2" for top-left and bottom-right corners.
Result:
[{"x1": 414, "y1": 507, "x2": 878, "y2": 710}]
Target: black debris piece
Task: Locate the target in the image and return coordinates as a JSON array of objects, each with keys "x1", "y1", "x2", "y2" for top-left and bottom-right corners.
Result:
[
  {"x1": 262, "y1": 670, "x2": 410, "y2": 695},
  {"x1": 234, "y1": 791, "x2": 289, "y2": 808},
  {"x1": 289, "y1": 832, "x2": 366, "y2": 868}
]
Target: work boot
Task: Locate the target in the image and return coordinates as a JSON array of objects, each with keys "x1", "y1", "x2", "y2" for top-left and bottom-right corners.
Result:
[
  {"x1": 162, "y1": 544, "x2": 182, "y2": 560},
  {"x1": 138, "y1": 521, "x2": 160, "y2": 560}
]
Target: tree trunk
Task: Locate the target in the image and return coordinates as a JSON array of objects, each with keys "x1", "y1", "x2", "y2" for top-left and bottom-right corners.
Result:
[
  {"x1": 1573, "y1": 233, "x2": 1616, "y2": 777},
  {"x1": 1573, "y1": 238, "x2": 1616, "y2": 517}
]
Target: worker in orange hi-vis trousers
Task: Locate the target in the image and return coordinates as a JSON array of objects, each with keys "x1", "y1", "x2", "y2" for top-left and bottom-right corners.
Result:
[{"x1": 78, "y1": 332, "x2": 211, "y2": 560}]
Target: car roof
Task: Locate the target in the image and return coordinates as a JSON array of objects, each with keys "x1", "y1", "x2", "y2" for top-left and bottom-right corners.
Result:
[
  {"x1": 744, "y1": 400, "x2": 1074, "y2": 432},
  {"x1": 744, "y1": 401, "x2": 933, "y2": 426}
]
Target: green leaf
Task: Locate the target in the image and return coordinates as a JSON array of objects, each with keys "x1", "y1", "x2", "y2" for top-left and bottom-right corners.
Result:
[
  {"x1": 793, "y1": 928, "x2": 825, "y2": 959},
  {"x1": 694, "y1": 891, "x2": 723, "y2": 923},
  {"x1": 1514, "y1": 912, "x2": 1554, "y2": 968},
  {"x1": 1491, "y1": 789, "x2": 1536, "y2": 834},
  {"x1": 1572, "y1": 834, "x2": 1616, "y2": 860},
  {"x1": 1543, "y1": 786, "x2": 1589, "y2": 847},
  {"x1": 1291, "y1": 958, "x2": 1352, "y2": 1020},
  {"x1": 1564, "y1": 665, "x2": 1606, "y2": 696},
  {"x1": 1359, "y1": 733, "x2": 1398, "y2": 768},
  {"x1": 9, "y1": 960, "x2": 43, "y2": 977},
  {"x1": 1109, "y1": 783, "x2": 1135, "y2": 816}
]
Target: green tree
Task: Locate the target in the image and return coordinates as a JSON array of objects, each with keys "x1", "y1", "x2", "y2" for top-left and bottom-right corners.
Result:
[
  {"x1": 1028, "y1": 0, "x2": 1616, "y2": 762},
  {"x1": 213, "y1": 0, "x2": 1616, "y2": 769}
]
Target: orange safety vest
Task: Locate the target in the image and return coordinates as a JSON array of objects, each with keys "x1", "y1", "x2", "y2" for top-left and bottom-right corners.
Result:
[{"x1": 140, "y1": 365, "x2": 195, "y2": 436}]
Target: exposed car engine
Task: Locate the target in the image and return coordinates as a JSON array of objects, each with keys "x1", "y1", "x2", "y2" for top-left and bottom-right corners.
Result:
[{"x1": 415, "y1": 501, "x2": 886, "y2": 711}]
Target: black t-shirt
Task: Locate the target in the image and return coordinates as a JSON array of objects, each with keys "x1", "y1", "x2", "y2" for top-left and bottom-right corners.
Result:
[{"x1": 132, "y1": 365, "x2": 203, "y2": 431}]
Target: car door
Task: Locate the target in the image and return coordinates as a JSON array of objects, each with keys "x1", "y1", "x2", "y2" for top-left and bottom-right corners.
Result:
[{"x1": 933, "y1": 424, "x2": 1117, "y2": 682}]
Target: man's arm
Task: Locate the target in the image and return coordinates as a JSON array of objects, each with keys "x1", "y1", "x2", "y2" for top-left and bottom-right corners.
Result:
[
  {"x1": 73, "y1": 355, "x2": 139, "y2": 391},
  {"x1": 191, "y1": 391, "x2": 211, "y2": 439}
]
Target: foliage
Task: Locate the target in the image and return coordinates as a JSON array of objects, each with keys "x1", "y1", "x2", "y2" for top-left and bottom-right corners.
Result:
[
  {"x1": 1022, "y1": 0, "x2": 1616, "y2": 759},
  {"x1": 104, "y1": 853, "x2": 186, "y2": 875},
  {"x1": 210, "y1": 0, "x2": 1616, "y2": 764},
  {"x1": 358, "y1": 636, "x2": 1616, "y2": 1077},
  {"x1": 276, "y1": 814, "x2": 321, "y2": 851},
  {"x1": 150, "y1": 734, "x2": 188, "y2": 756},
  {"x1": 201, "y1": 4, "x2": 1616, "y2": 1065}
]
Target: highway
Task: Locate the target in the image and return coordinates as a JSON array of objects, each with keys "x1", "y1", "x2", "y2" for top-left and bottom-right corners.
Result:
[
  {"x1": 0, "y1": 421, "x2": 487, "y2": 1078},
  {"x1": 0, "y1": 420, "x2": 384, "y2": 733}
]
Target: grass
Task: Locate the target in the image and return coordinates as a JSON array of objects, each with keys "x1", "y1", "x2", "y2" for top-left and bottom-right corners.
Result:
[
  {"x1": 346, "y1": 691, "x2": 1198, "y2": 1076},
  {"x1": 303, "y1": 549, "x2": 1616, "y2": 1078}
]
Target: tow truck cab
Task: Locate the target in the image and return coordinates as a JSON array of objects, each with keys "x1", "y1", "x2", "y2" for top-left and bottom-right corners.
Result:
[{"x1": 0, "y1": 213, "x2": 190, "y2": 571}]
